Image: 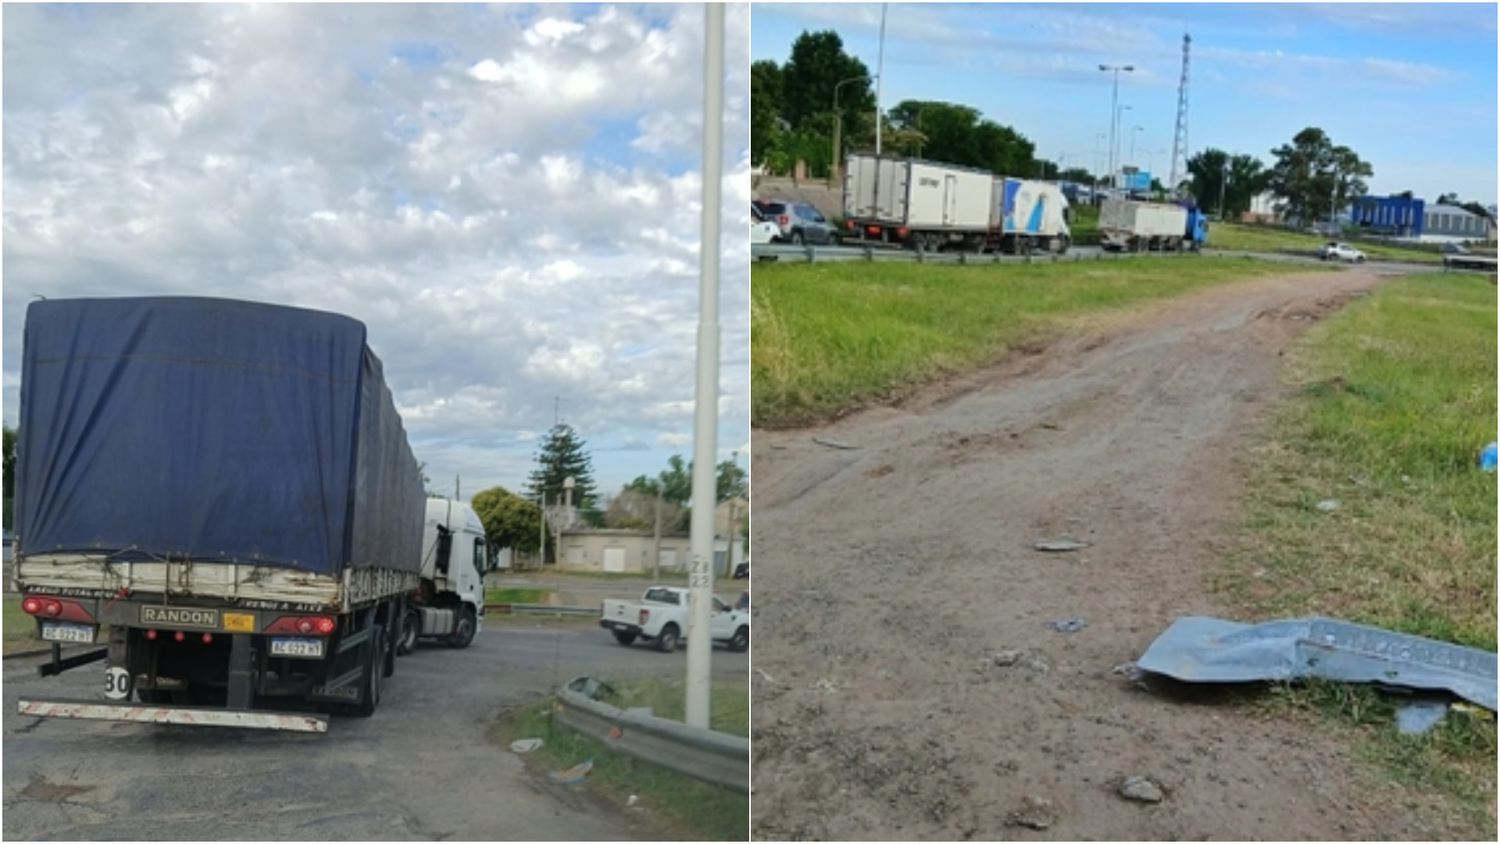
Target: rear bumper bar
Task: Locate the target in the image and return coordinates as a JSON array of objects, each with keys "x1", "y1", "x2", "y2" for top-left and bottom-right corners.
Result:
[{"x1": 17, "y1": 698, "x2": 328, "y2": 733}]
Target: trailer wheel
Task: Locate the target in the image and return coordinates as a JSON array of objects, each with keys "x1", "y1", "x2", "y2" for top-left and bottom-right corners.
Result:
[
  {"x1": 1057, "y1": 235, "x2": 1071, "y2": 255},
  {"x1": 396, "y1": 607, "x2": 420, "y2": 655},
  {"x1": 447, "y1": 608, "x2": 476, "y2": 649},
  {"x1": 354, "y1": 624, "x2": 384, "y2": 718}
]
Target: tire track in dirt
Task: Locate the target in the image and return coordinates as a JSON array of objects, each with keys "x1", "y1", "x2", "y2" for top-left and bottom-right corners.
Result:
[{"x1": 750, "y1": 268, "x2": 1455, "y2": 840}]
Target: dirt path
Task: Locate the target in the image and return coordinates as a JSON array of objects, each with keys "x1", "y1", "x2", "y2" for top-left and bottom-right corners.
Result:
[{"x1": 749, "y1": 267, "x2": 1438, "y2": 840}]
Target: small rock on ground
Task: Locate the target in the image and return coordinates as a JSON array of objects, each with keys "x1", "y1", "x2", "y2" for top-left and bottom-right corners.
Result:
[
  {"x1": 1118, "y1": 775, "x2": 1164, "y2": 803},
  {"x1": 1007, "y1": 795, "x2": 1058, "y2": 830}
]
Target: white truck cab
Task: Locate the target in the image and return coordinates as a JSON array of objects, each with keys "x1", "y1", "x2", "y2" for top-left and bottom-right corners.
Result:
[
  {"x1": 599, "y1": 586, "x2": 750, "y2": 653},
  {"x1": 395, "y1": 499, "x2": 488, "y2": 654}
]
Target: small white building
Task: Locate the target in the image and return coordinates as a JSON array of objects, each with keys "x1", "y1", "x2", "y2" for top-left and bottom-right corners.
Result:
[{"x1": 1422, "y1": 204, "x2": 1496, "y2": 243}]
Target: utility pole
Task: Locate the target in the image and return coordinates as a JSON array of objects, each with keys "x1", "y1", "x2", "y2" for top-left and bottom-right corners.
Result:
[
  {"x1": 1219, "y1": 160, "x2": 1229, "y2": 218},
  {"x1": 723, "y1": 450, "x2": 740, "y2": 577},
  {"x1": 874, "y1": 3, "x2": 887, "y2": 156},
  {"x1": 685, "y1": 2, "x2": 723, "y2": 731},
  {"x1": 1114, "y1": 104, "x2": 1132, "y2": 189},
  {"x1": 538, "y1": 492, "x2": 546, "y2": 569},
  {"x1": 651, "y1": 487, "x2": 663, "y2": 581},
  {"x1": 1099, "y1": 64, "x2": 1134, "y2": 191},
  {"x1": 830, "y1": 75, "x2": 869, "y2": 187}
]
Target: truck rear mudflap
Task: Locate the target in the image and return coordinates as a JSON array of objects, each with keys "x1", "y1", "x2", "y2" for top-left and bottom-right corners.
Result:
[{"x1": 16, "y1": 697, "x2": 328, "y2": 733}]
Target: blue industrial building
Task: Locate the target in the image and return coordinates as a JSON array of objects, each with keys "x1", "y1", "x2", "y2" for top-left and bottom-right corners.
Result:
[{"x1": 1351, "y1": 195, "x2": 1425, "y2": 238}]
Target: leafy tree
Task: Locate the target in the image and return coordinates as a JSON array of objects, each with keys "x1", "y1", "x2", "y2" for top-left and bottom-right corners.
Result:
[
  {"x1": 470, "y1": 486, "x2": 541, "y2": 553},
  {"x1": 1187, "y1": 149, "x2": 1268, "y2": 217},
  {"x1": 750, "y1": 59, "x2": 785, "y2": 167},
  {"x1": 780, "y1": 31, "x2": 875, "y2": 143},
  {"x1": 1059, "y1": 167, "x2": 1095, "y2": 184},
  {"x1": 621, "y1": 453, "x2": 747, "y2": 525},
  {"x1": 885, "y1": 100, "x2": 1035, "y2": 176},
  {"x1": 3, "y1": 425, "x2": 14, "y2": 531},
  {"x1": 1266, "y1": 127, "x2": 1372, "y2": 225},
  {"x1": 603, "y1": 488, "x2": 682, "y2": 531},
  {"x1": 1435, "y1": 193, "x2": 1495, "y2": 222},
  {"x1": 524, "y1": 424, "x2": 597, "y2": 511},
  {"x1": 717, "y1": 459, "x2": 747, "y2": 501}
]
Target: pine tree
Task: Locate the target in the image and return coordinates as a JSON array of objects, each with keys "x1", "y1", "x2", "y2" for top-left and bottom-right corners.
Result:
[{"x1": 524, "y1": 423, "x2": 598, "y2": 510}]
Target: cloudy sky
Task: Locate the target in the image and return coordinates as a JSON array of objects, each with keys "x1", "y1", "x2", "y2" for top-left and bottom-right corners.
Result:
[
  {"x1": 4, "y1": 3, "x2": 750, "y2": 502},
  {"x1": 754, "y1": 3, "x2": 1497, "y2": 205}
]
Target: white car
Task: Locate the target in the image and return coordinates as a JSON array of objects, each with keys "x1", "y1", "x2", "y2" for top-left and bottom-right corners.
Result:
[
  {"x1": 599, "y1": 585, "x2": 749, "y2": 653},
  {"x1": 751, "y1": 220, "x2": 780, "y2": 244},
  {"x1": 1319, "y1": 242, "x2": 1366, "y2": 263}
]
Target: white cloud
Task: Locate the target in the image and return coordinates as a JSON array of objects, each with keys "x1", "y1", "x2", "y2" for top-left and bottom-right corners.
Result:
[{"x1": 3, "y1": 3, "x2": 752, "y2": 496}]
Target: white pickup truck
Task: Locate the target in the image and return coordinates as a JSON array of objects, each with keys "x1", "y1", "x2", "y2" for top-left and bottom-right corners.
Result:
[{"x1": 599, "y1": 586, "x2": 750, "y2": 653}]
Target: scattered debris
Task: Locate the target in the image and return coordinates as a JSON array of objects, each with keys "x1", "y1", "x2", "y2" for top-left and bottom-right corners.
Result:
[
  {"x1": 509, "y1": 738, "x2": 544, "y2": 754},
  {"x1": 1481, "y1": 442, "x2": 1497, "y2": 472},
  {"x1": 1007, "y1": 795, "x2": 1057, "y2": 830},
  {"x1": 1395, "y1": 700, "x2": 1450, "y2": 735},
  {"x1": 1111, "y1": 662, "x2": 1146, "y2": 683},
  {"x1": 1452, "y1": 702, "x2": 1495, "y2": 721},
  {"x1": 812, "y1": 436, "x2": 860, "y2": 450},
  {"x1": 1118, "y1": 776, "x2": 1164, "y2": 803},
  {"x1": 755, "y1": 668, "x2": 777, "y2": 684},
  {"x1": 549, "y1": 758, "x2": 594, "y2": 785},
  {"x1": 1316, "y1": 499, "x2": 1340, "y2": 513},
  {"x1": 1039, "y1": 421, "x2": 1061, "y2": 430},
  {"x1": 1047, "y1": 617, "x2": 1089, "y2": 634},
  {"x1": 1033, "y1": 537, "x2": 1089, "y2": 553},
  {"x1": 993, "y1": 649, "x2": 1023, "y2": 667},
  {"x1": 626, "y1": 794, "x2": 640, "y2": 808},
  {"x1": 813, "y1": 677, "x2": 839, "y2": 695},
  {"x1": 1136, "y1": 616, "x2": 1497, "y2": 711}
]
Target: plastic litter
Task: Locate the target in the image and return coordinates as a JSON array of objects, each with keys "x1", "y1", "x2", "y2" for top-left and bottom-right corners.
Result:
[
  {"x1": 509, "y1": 738, "x2": 544, "y2": 754},
  {"x1": 812, "y1": 436, "x2": 859, "y2": 450},
  {"x1": 1047, "y1": 617, "x2": 1089, "y2": 634},
  {"x1": 1136, "y1": 616, "x2": 1496, "y2": 711},
  {"x1": 1316, "y1": 499, "x2": 1340, "y2": 513},
  {"x1": 549, "y1": 758, "x2": 594, "y2": 785},
  {"x1": 1033, "y1": 538, "x2": 1089, "y2": 552},
  {"x1": 626, "y1": 795, "x2": 640, "y2": 808},
  {"x1": 1395, "y1": 700, "x2": 1450, "y2": 735},
  {"x1": 1481, "y1": 442, "x2": 1497, "y2": 472}
]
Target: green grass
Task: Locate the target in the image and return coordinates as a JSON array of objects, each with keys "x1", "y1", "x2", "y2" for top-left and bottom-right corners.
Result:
[
  {"x1": 484, "y1": 587, "x2": 554, "y2": 605},
  {"x1": 1210, "y1": 222, "x2": 1443, "y2": 264},
  {"x1": 492, "y1": 678, "x2": 748, "y2": 840},
  {"x1": 753, "y1": 255, "x2": 1316, "y2": 427},
  {"x1": 3, "y1": 594, "x2": 42, "y2": 654},
  {"x1": 1218, "y1": 272, "x2": 1496, "y2": 834},
  {"x1": 543, "y1": 569, "x2": 659, "y2": 580}
]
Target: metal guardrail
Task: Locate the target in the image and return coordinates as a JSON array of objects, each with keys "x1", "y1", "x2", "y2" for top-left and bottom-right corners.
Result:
[
  {"x1": 554, "y1": 676, "x2": 748, "y2": 793},
  {"x1": 485, "y1": 603, "x2": 597, "y2": 617},
  {"x1": 753, "y1": 242, "x2": 1160, "y2": 265},
  {"x1": 1442, "y1": 254, "x2": 1498, "y2": 274}
]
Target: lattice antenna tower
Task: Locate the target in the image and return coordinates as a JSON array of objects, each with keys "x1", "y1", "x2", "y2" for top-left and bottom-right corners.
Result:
[{"x1": 1168, "y1": 33, "x2": 1191, "y2": 197}]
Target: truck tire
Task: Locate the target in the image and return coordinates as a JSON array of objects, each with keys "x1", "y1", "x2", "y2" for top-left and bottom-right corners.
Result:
[
  {"x1": 654, "y1": 623, "x2": 680, "y2": 653},
  {"x1": 396, "y1": 607, "x2": 420, "y2": 655},
  {"x1": 354, "y1": 624, "x2": 385, "y2": 718},
  {"x1": 1057, "y1": 235, "x2": 1071, "y2": 255},
  {"x1": 613, "y1": 630, "x2": 638, "y2": 647},
  {"x1": 728, "y1": 626, "x2": 749, "y2": 653},
  {"x1": 447, "y1": 608, "x2": 476, "y2": 649},
  {"x1": 382, "y1": 611, "x2": 398, "y2": 679}
]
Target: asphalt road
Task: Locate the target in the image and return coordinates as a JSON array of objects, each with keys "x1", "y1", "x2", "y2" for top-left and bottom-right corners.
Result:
[{"x1": 3, "y1": 621, "x2": 747, "y2": 841}]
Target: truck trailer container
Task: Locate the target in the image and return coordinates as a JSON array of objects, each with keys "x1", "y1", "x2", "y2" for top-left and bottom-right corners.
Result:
[
  {"x1": 844, "y1": 154, "x2": 1072, "y2": 254},
  {"x1": 14, "y1": 296, "x2": 426, "y2": 732},
  {"x1": 1099, "y1": 199, "x2": 1199, "y2": 252}
]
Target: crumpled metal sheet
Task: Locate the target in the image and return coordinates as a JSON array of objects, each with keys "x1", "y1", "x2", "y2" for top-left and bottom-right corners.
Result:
[{"x1": 1136, "y1": 616, "x2": 1497, "y2": 711}]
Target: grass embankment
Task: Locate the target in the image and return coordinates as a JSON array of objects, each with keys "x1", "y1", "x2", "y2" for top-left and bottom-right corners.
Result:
[
  {"x1": 753, "y1": 256, "x2": 1310, "y2": 427},
  {"x1": 3, "y1": 594, "x2": 42, "y2": 655},
  {"x1": 1218, "y1": 272, "x2": 1496, "y2": 834},
  {"x1": 493, "y1": 678, "x2": 748, "y2": 840},
  {"x1": 483, "y1": 587, "x2": 554, "y2": 605},
  {"x1": 1211, "y1": 222, "x2": 1443, "y2": 264}
]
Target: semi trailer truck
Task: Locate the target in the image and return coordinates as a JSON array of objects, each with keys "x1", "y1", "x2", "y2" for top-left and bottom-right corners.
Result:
[
  {"x1": 13, "y1": 297, "x2": 426, "y2": 732},
  {"x1": 842, "y1": 154, "x2": 1072, "y2": 254},
  {"x1": 1099, "y1": 199, "x2": 1210, "y2": 252}
]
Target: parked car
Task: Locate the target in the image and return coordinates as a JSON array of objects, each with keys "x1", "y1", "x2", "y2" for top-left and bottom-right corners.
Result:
[
  {"x1": 751, "y1": 220, "x2": 780, "y2": 245},
  {"x1": 599, "y1": 586, "x2": 749, "y2": 653},
  {"x1": 1441, "y1": 242, "x2": 1471, "y2": 255},
  {"x1": 755, "y1": 200, "x2": 837, "y2": 245},
  {"x1": 1318, "y1": 242, "x2": 1366, "y2": 263},
  {"x1": 733, "y1": 560, "x2": 749, "y2": 579}
]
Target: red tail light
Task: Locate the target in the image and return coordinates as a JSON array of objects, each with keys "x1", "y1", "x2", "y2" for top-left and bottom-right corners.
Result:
[
  {"x1": 846, "y1": 219, "x2": 856, "y2": 230},
  {"x1": 201, "y1": 633, "x2": 214, "y2": 644},
  {"x1": 265, "y1": 615, "x2": 336, "y2": 637},
  {"x1": 21, "y1": 597, "x2": 43, "y2": 615},
  {"x1": 20, "y1": 595, "x2": 91, "y2": 622},
  {"x1": 866, "y1": 225, "x2": 881, "y2": 235},
  {"x1": 146, "y1": 629, "x2": 158, "y2": 640},
  {"x1": 174, "y1": 631, "x2": 186, "y2": 642},
  {"x1": 639, "y1": 609, "x2": 650, "y2": 626},
  {"x1": 778, "y1": 214, "x2": 789, "y2": 226}
]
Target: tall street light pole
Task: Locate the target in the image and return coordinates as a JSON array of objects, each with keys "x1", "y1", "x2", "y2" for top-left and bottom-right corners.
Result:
[
  {"x1": 1129, "y1": 125, "x2": 1144, "y2": 169},
  {"x1": 1114, "y1": 104, "x2": 1132, "y2": 188},
  {"x1": 685, "y1": 1, "x2": 723, "y2": 731},
  {"x1": 874, "y1": 3, "x2": 887, "y2": 156},
  {"x1": 1098, "y1": 64, "x2": 1134, "y2": 191},
  {"x1": 831, "y1": 75, "x2": 869, "y2": 186}
]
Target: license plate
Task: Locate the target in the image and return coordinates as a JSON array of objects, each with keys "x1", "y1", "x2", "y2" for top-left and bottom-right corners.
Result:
[
  {"x1": 270, "y1": 637, "x2": 325, "y2": 659},
  {"x1": 40, "y1": 622, "x2": 96, "y2": 643}
]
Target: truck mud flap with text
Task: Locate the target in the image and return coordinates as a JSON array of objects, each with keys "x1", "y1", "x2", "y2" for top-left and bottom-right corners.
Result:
[{"x1": 16, "y1": 697, "x2": 329, "y2": 733}]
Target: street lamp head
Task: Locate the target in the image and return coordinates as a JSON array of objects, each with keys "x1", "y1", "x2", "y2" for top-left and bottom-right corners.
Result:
[
  {"x1": 1123, "y1": 65, "x2": 1135, "y2": 72},
  {"x1": 1098, "y1": 64, "x2": 1108, "y2": 71}
]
